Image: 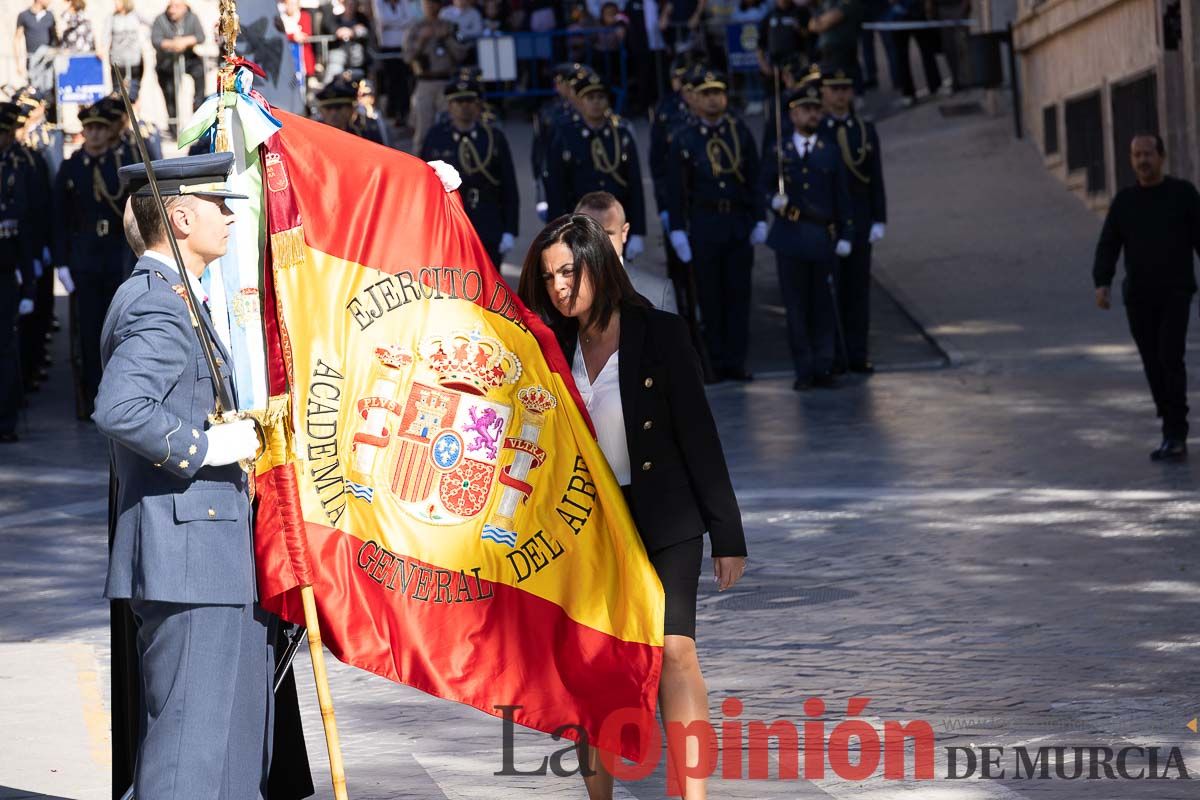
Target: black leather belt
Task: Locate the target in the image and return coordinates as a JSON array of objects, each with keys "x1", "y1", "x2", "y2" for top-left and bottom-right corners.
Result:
[
  {"x1": 696, "y1": 198, "x2": 749, "y2": 215},
  {"x1": 784, "y1": 206, "x2": 831, "y2": 225}
]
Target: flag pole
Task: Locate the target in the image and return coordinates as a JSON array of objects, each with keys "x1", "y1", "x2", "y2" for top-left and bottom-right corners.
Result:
[
  {"x1": 301, "y1": 585, "x2": 349, "y2": 799},
  {"x1": 214, "y1": 1, "x2": 349, "y2": 796}
]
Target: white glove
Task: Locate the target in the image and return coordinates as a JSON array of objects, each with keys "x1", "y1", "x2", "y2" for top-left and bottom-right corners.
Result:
[
  {"x1": 201, "y1": 418, "x2": 259, "y2": 467},
  {"x1": 771, "y1": 193, "x2": 788, "y2": 212},
  {"x1": 669, "y1": 230, "x2": 692, "y2": 263},
  {"x1": 658, "y1": 210, "x2": 670, "y2": 231},
  {"x1": 31, "y1": 260, "x2": 43, "y2": 278},
  {"x1": 835, "y1": 240, "x2": 853, "y2": 258},
  {"x1": 869, "y1": 223, "x2": 885, "y2": 244},
  {"x1": 498, "y1": 232, "x2": 515, "y2": 255},
  {"x1": 624, "y1": 234, "x2": 645, "y2": 261},
  {"x1": 427, "y1": 159, "x2": 462, "y2": 193},
  {"x1": 749, "y1": 221, "x2": 768, "y2": 246},
  {"x1": 535, "y1": 201, "x2": 549, "y2": 222},
  {"x1": 56, "y1": 267, "x2": 75, "y2": 294},
  {"x1": 18, "y1": 298, "x2": 34, "y2": 316}
]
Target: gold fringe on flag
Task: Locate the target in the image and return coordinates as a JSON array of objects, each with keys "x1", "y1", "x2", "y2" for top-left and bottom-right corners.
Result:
[
  {"x1": 255, "y1": 393, "x2": 294, "y2": 473},
  {"x1": 271, "y1": 226, "x2": 307, "y2": 270}
]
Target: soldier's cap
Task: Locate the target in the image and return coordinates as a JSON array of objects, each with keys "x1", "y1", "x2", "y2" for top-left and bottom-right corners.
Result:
[
  {"x1": 78, "y1": 101, "x2": 120, "y2": 127},
  {"x1": 316, "y1": 80, "x2": 357, "y2": 108},
  {"x1": 681, "y1": 62, "x2": 710, "y2": 90},
  {"x1": 0, "y1": 102, "x2": 22, "y2": 132},
  {"x1": 693, "y1": 69, "x2": 728, "y2": 93},
  {"x1": 15, "y1": 86, "x2": 44, "y2": 111},
  {"x1": 445, "y1": 78, "x2": 482, "y2": 101},
  {"x1": 357, "y1": 78, "x2": 376, "y2": 95},
  {"x1": 119, "y1": 152, "x2": 249, "y2": 200},
  {"x1": 99, "y1": 94, "x2": 129, "y2": 119},
  {"x1": 573, "y1": 71, "x2": 607, "y2": 98},
  {"x1": 455, "y1": 65, "x2": 484, "y2": 83},
  {"x1": 779, "y1": 54, "x2": 809, "y2": 83},
  {"x1": 818, "y1": 62, "x2": 854, "y2": 88},
  {"x1": 554, "y1": 62, "x2": 591, "y2": 82},
  {"x1": 786, "y1": 82, "x2": 823, "y2": 108},
  {"x1": 670, "y1": 53, "x2": 693, "y2": 78}
]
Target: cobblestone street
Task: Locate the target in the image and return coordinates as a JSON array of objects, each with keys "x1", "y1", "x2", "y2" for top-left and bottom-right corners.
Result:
[{"x1": 2, "y1": 97, "x2": 1199, "y2": 799}]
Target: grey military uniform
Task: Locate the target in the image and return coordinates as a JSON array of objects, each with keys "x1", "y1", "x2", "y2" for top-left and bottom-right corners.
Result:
[{"x1": 94, "y1": 252, "x2": 273, "y2": 799}]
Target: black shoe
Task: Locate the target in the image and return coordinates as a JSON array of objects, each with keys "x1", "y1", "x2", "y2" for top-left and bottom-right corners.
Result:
[
  {"x1": 849, "y1": 360, "x2": 875, "y2": 374},
  {"x1": 723, "y1": 367, "x2": 754, "y2": 382},
  {"x1": 1150, "y1": 440, "x2": 1188, "y2": 462},
  {"x1": 793, "y1": 378, "x2": 812, "y2": 391},
  {"x1": 0, "y1": 431, "x2": 18, "y2": 443},
  {"x1": 812, "y1": 372, "x2": 837, "y2": 388}
]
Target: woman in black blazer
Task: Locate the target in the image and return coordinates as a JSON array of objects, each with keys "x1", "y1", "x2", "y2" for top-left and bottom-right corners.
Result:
[{"x1": 519, "y1": 214, "x2": 747, "y2": 800}]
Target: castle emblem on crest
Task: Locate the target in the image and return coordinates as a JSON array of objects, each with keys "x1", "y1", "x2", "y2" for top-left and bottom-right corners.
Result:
[{"x1": 347, "y1": 328, "x2": 553, "y2": 537}]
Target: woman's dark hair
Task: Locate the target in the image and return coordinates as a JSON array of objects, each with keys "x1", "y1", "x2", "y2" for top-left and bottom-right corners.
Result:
[{"x1": 518, "y1": 213, "x2": 647, "y2": 335}]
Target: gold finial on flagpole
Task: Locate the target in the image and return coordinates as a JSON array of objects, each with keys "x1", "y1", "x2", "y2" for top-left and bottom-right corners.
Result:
[{"x1": 214, "y1": 0, "x2": 240, "y2": 152}]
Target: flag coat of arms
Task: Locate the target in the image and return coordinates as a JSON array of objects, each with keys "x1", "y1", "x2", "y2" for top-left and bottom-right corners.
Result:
[{"x1": 251, "y1": 111, "x2": 664, "y2": 760}]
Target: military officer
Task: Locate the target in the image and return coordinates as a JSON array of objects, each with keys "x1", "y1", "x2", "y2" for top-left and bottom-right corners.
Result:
[
  {"x1": 95, "y1": 151, "x2": 273, "y2": 798},
  {"x1": 315, "y1": 79, "x2": 385, "y2": 144},
  {"x1": 532, "y1": 62, "x2": 591, "y2": 222},
  {"x1": 0, "y1": 102, "x2": 38, "y2": 441},
  {"x1": 544, "y1": 72, "x2": 647, "y2": 260},
  {"x1": 665, "y1": 69, "x2": 766, "y2": 383},
  {"x1": 759, "y1": 80, "x2": 853, "y2": 390},
  {"x1": 104, "y1": 92, "x2": 165, "y2": 163},
  {"x1": 12, "y1": 90, "x2": 55, "y2": 393},
  {"x1": 649, "y1": 57, "x2": 695, "y2": 314},
  {"x1": 53, "y1": 100, "x2": 136, "y2": 418},
  {"x1": 419, "y1": 77, "x2": 519, "y2": 269},
  {"x1": 821, "y1": 63, "x2": 885, "y2": 373}
]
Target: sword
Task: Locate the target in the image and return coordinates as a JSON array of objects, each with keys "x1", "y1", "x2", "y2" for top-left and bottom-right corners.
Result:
[{"x1": 773, "y1": 67, "x2": 788, "y2": 208}]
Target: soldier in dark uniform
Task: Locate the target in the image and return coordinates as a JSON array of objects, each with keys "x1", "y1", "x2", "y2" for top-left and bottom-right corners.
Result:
[
  {"x1": 665, "y1": 69, "x2": 766, "y2": 382},
  {"x1": 419, "y1": 78, "x2": 519, "y2": 269},
  {"x1": 315, "y1": 79, "x2": 385, "y2": 144},
  {"x1": 0, "y1": 102, "x2": 38, "y2": 441},
  {"x1": 650, "y1": 57, "x2": 695, "y2": 314},
  {"x1": 531, "y1": 62, "x2": 590, "y2": 222},
  {"x1": 543, "y1": 72, "x2": 647, "y2": 261},
  {"x1": 12, "y1": 91, "x2": 55, "y2": 394},
  {"x1": 103, "y1": 92, "x2": 164, "y2": 163},
  {"x1": 52, "y1": 100, "x2": 135, "y2": 419},
  {"x1": 760, "y1": 80, "x2": 853, "y2": 390},
  {"x1": 821, "y1": 64, "x2": 885, "y2": 373}
]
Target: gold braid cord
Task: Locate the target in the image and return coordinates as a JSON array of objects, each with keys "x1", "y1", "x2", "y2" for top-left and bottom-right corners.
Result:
[
  {"x1": 93, "y1": 151, "x2": 127, "y2": 218},
  {"x1": 705, "y1": 123, "x2": 744, "y2": 184},
  {"x1": 215, "y1": 0, "x2": 241, "y2": 152},
  {"x1": 589, "y1": 118, "x2": 627, "y2": 188},
  {"x1": 457, "y1": 127, "x2": 500, "y2": 186},
  {"x1": 836, "y1": 122, "x2": 871, "y2": 184}
]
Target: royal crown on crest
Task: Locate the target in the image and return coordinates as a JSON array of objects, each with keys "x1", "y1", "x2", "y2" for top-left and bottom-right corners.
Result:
[
  {"x1": 518, "y1": 385, "x2": 557, "y2": 414},
  {"x1": 419, "y1": 328, "x2": 522, "y2": 396},
  {"x1": 375, "y1": 344, "x2": 415, "y2": 369}
]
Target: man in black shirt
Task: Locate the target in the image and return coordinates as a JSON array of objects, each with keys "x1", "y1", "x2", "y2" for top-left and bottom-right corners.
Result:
[{"x1": 1093, "y1": 133, "x2": 1200, "y2": 461}]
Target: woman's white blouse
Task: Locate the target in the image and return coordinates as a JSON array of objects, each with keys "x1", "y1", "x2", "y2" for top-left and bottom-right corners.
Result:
[{"x1": 572, "y1": 340, "x2": 631, "y2": 485}]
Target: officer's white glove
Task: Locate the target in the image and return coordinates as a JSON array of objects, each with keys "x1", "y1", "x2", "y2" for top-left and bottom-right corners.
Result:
[
  {"x1": 669, "y1": 230, "x2": 692, "y2": 263},
  {"x1": 625, "y1": 234, "x2": 645, "y2": 261},
  {"x1": 771, "y1": 193, "x2": 788, "y2": 212},
  {"x1": 427, "y1": 160, "x2": 462, "y2": 193},
  {"x1": 535, "y1": 201, "x2": 549, "y2": 222},
  {"x1": 18, "y1": 299, "x2": 34, "y2": 316},
  {"x1": 31, "y1": 259, "x2": 43, "y2": 278},
  {"x1": 869, "y1": 223, "x2": 886, "y2": 244},
  {"x1": 202, "y1": 418, "x2": 260, "y2": 467},
  {"x1": 749, "y1": 221, "x2": 768, "y2": 245},
  {"x1": 498, "y1": 232, "x2": 515, "y2": 255},
  {"x1": 56, "y1": 267, "x2": 75, "y2": 294},
  {"x1": 835, "y1": 240, "x2": 853, "y2": 258},
  {"x1": 658, "y1": 210, "x2": 670, "y2": 231}
]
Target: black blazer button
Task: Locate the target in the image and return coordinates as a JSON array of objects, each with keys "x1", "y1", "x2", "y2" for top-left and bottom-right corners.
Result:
[
  {"x1": 642, "y1": 461, "x2": 652, "y2": 471},
  {"x1": 643, "y1": 377, "x2": 654, "y2": 388},
  {"x1": 642, "y1": 419, "x2": 653, "y2": 430}
]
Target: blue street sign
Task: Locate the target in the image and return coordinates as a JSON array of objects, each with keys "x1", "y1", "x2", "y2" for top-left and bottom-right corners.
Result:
[
  {"x1": 726, "y1": 23, "x2": 761, "y2": 72},
  {"x1": 57, "y1": 54, "x2": 106, "y2": 105}
]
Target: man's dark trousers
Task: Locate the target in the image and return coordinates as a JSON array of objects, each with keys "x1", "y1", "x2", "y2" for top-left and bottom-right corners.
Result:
[
  {"x1": 694, "y1": 237, "x2": 754, "y2": 374},
  {"x1": 777, "y1": 255, "x2": 836, "y2": 380},
  {"x1": 837, "y1": 238, "x2": 871, "y2": 366},
  {"x1": 1125, "y1": 291, "x2": 1193, "y2": 441}
]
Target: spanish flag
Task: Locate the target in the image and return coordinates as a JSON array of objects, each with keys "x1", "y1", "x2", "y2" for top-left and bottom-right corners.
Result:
[{"x1": 252, "y1": 111, "x2": 664, "y2": 761}]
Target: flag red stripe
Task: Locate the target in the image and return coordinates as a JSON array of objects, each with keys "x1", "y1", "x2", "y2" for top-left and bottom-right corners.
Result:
[{"x1": 254, "y1": 485, "x2": 662, "y2": 760}]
